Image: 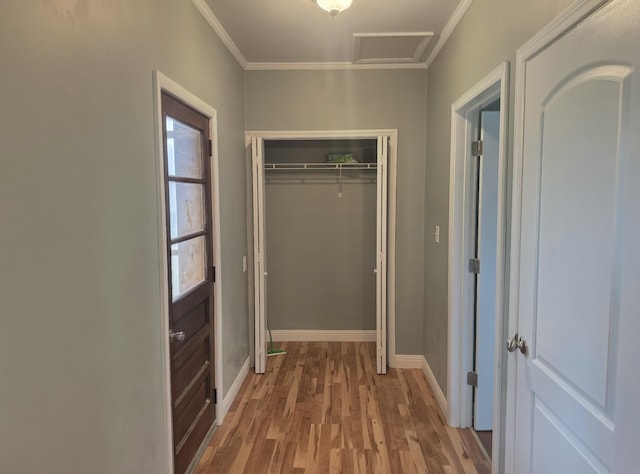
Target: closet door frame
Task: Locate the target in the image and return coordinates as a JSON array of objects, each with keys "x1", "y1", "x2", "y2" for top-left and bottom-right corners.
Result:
[
  {"x1": 246, "y1": 129, "x2": 398, "y2": 374},
  {"x1": 376, "y1": 136, "x2": 389, "y2": 374},
  {"x1": 251, "y1": 136, "x2": 267, "y2": 374}
]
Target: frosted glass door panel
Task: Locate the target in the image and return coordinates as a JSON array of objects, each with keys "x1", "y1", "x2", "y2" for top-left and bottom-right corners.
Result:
[
  {"x1": 171, "y1": 236, "x2": 207, "y2": 300},
  {"x1": 169, "y1": 182, "x2": 205, "y2": 239},
  {"x1": 165, "y1": 117, "x2": 203, "y2": 179}
]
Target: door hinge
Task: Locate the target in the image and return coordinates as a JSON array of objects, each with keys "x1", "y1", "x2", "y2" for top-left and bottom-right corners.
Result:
[
  {"x1": 471, "y1": 140, "x2": 483, "y2": 156},
  {"x1": 211, "y1": 265, "x2": 216, "y2": 283},
  {"x1": 213, "y1": 388, "x2": 217, "y2": 404},
  {"x1": 208, "y1": 139, "x2": 213, "y2": 157},
  {"x1": 467, "y1": 371, "x2": 478, "y2": 387},
  {"x1": 469, "y1": 258, "x2": 480, "y2": 274}
]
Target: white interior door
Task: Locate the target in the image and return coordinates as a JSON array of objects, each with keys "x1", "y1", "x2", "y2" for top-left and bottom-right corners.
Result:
[
  {"x1": 473, "y1": 110, "x2": 499, "y2": 431},
  {"x1": 508, "y1": 1, "x2": 640, "y2": 472},
  {"x1": 251, "y1": 136, "x2": 267, "y2": 374},
  {"x1": 376, "y1": 136, "x2": 388, "y2": 375}
]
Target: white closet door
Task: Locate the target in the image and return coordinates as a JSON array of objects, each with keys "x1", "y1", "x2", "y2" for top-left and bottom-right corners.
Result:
[
  {"x1": 251, "y1": 136, "x2": 267, "y2": 374},
  {"x1": 376, "y1": 136, "x2": 388, "y2": 374}
]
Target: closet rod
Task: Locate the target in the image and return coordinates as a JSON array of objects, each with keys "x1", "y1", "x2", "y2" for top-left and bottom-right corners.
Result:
[{"x1": 264, "y1": 162, "x2": 377, "y2": 171}]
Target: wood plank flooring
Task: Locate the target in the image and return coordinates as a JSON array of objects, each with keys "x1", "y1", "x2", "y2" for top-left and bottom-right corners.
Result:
[{"x1": 196, "y1": 341, "x2": 490, "y2": 474}]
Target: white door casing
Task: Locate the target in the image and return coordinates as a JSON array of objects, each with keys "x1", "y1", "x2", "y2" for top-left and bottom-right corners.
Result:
[
  {"x1": 251, "y1": 136, "x2": 267, "y2": 374},
  {"x1": 473, "y1": 110, "x2": 499, "y2": 431},
  {"x1": 248, "y1": 130, "x2": 397, "y2": 373},
  {"x1": 153, "y1": 71, "x2": 225, "y2": 470},
  {"x1": 506, "y1": 0, "x2": 640, "y2": 472},
  {"x1": 447, "y1": 65, "x2": 509, "y2": 471},
  {"x1": 376, "y1": 136, "x2": 389, "y2": 375}
]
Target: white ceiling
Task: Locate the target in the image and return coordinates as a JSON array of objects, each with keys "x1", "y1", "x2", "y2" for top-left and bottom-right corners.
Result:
[{"x1": 199, "y1": 0, "x2": 473, "y2": 69}]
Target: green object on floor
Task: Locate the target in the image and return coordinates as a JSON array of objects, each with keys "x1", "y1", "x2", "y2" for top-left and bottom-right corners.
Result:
[{"x1": 266, "y1": 319, "x2": 286, "y2": 357}]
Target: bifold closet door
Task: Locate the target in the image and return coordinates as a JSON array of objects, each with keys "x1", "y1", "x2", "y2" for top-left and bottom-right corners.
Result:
[
  {"x1": 376, "y1": 136, "x2": 388, "y2": 375},
  {"x1": 251, "y1": 133, "x2": 390, "y2": 375},
  {"x1": 251, "y1": 136, "x2": 267, "y2": 374}
]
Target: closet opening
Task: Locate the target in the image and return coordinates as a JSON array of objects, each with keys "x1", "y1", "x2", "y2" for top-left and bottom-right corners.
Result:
[{"x1": 247, "y1": 131, "x2": 397, "y2": 376}]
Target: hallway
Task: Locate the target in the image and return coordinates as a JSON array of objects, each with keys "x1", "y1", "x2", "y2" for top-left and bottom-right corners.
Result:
[{"x1": 196, "y1": 341, "x2": 490, "y2": 473}]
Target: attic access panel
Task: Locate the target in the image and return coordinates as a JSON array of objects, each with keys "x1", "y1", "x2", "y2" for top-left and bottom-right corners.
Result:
[{"x1": 353, "y1": 33, "x2": 434, "y2": 64}]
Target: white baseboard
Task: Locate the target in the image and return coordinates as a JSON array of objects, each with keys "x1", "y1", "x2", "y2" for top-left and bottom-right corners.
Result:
[
  {"x1": 395, "y1": 354, "x2": 449, "y2": 421},
  {"x1": 217, "y1": 356, "x2": 250, "y2": 424},
  {"x1": 421, "y1": 356, "x2": 448, "y2": 421},
  {"x1": 395, "y1": 354, "x2": 425, "y2": 369},
  {"x1": 269, "y1": 329, "x2": 376, "y2": 342}
]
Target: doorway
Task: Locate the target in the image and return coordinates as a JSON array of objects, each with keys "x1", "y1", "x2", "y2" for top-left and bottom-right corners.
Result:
[
  {"x1": 154, "y1": 71, "x2": 224, "y2": 474},
  {"x1": 447, "y1": 63, "x2": 509, "y2": 473},
  {"x1": 246, "y1": 130, "x2": 398, "y2": 375},
  {"x1": 470, "y1": 104, "x2": 500, "y2": 457},
  {"x1": 161, "y1": 91, "x2": 216, "y2": 474}
]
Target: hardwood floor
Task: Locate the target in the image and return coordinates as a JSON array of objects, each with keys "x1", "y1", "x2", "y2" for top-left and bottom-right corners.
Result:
[
  {"x1": 196, "y1": 342, "x2": 490, "y2": 474},
  {"x1": 473, "y1": 431, "x2": 492, "y2": 460}
]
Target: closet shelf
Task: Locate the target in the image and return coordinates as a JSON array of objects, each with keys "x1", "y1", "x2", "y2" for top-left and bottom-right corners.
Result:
[{"x1": 265, "y1": 162, "x2": 377, "y2": 171}]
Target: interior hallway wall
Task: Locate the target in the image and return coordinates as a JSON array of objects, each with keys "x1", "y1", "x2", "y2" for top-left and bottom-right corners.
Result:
[
  {"x1": 246, "y1": 69, "x2": 427, "y2": 355},
  {"x1": 422, "y1": 0, "x2": 574, "y2": 396},
  {"x1": 0, "y1": 1, "x2": 247, "y2": 472}
]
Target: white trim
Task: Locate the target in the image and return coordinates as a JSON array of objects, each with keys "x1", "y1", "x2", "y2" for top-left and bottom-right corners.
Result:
[
  {"x1": 252, "y1": 137, "x2": 267, "y2": 374},
  {"x1": 244, "y1": 129, "x2": 399, "y2": 145},
  {"x1": 245, "y1": 61, "x2": 428, "y2": 71},
  {"x1": 153, "y1": 71, "x2": 224, "y2": 474},
  {"x1": 425, "y1": 0, "x2": 474, "y2": 69},
  {"x1": 189, "y1": 0, "x2": 247, "y2": 68},
  {"x1": 422, "y1": 356, "x2": 449, "y2": 420},
  {"x1": 376, "y1": 135, "x2": 389, "y2": 374},
  {"x1": 353, "y1": 31, "x2": 435, "y2": 38},
  {"x1": 447, "y1": 62, "x2": 509, "y2": 474},
  {"x1": 185, "y1": 424, "x2": 217, "y2": 474},
  {"x1": 395, "y1": 355, "x2": 448, "y2": 419},
  {"x1": 246, "y1": 129, "x2": 397, "y2": 370},
  {"x1": 152, "y1": 72, "x2": 174, "y2": 474},
  {"x1": 505, "y1": 0, "x2": 610, "y2": 471},
  {"x1": 395, "y1": 354, "x2": 424, "y2": 369},
  {"x1": 387, "y1": 132, "x2": 398, "y2": 369},
  {"x1": 352, "y1": 32, "x2": 435, "y2": 65},
  {"x1": 190, "y1": 0, "x2": 469, "y2": 71},
  {"x1": 269, "y1": 330, "x2": 376, "y2": 342},
  {"x1": 218, "y1": 357, "x2": 250, "y2": 423},
  {"x1": 515, "y1": 0, "x2": 608, "y2": 64}
]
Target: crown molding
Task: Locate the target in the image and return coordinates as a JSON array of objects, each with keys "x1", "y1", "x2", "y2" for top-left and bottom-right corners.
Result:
[
  {"x1": 191, "y1": 0, "x2": 472, "y2": 72},
  {"x1": 245, "y1": 61, "x2": 428, "y2": 71},
  {"x1": 425, "y1": 0, "x2": 474, "y2": 69},
  {"x1": 190, "y1": 0, "x2": 248, "y2": 68}
]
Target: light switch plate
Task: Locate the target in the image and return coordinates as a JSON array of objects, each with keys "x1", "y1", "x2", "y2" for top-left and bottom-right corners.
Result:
[
  {"x1": 242, "y1": 255, "x2": 247, "y2": 272},
  {"x1": 435, "y1": 226, "x2": 440, "y2": 244}
]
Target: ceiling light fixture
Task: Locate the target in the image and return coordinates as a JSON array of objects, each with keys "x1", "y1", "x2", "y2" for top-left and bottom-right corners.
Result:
[{"x1": 313, "y1": 0, "x2": 353, "y2": 17}]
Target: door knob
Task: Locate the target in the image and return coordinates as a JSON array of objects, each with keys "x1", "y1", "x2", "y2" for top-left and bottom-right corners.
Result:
[
  {"x1": 506, "y1": 333, "x2": 527, "y2": 355},
  {"x1": 169, "y1": 329, "x2": 186, "y2": 343},
  {"x1": 516, "y1": 336, "x2": 528, "y2": 355}
]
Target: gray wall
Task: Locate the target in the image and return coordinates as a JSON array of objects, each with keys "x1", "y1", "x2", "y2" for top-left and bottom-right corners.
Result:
[
  {"x1": 0, "y1": 1, "x2": 247, "y2": 472},
  {"x1": 264, "y1": 141, "x2": 376, "y2": 331},
  {"x1": 423, "y1": 0, "x2": 574, "y2": 393},
  {"x1": 246, "y1": 69, "x2": 427, "y2": 354},
  {"x1": 265, "y1": 178, "x2": 376, "y2": 331}
]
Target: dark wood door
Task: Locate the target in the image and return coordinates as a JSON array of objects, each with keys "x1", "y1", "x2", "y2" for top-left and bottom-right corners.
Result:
[{"x1": 161, "y1": 92, "x2": 215, "y2": 474}]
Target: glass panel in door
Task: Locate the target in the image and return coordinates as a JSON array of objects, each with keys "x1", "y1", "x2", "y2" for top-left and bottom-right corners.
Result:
[
  {"x1": 168, "y1": 182, "x2": 205, "y2": 239},
  {"x1": 170, "y1": 236, "x2": 207, "y2": 300},
  {"x1": 165, "y1": 117, "x2": 204, "y2": 179}
]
